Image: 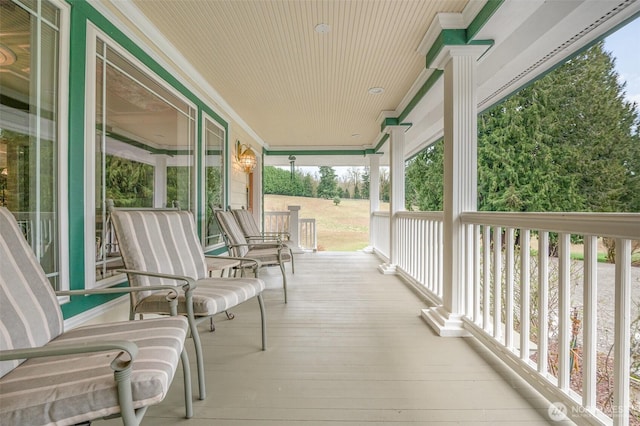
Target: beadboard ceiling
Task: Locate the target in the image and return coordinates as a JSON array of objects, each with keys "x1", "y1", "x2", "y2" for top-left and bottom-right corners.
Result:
[
  {"x1": 127, "y1": 0, "x2": 467, "y2": 150},
  {"x1": 102, "y1": 0, "x2": 640, "y2": 167}
]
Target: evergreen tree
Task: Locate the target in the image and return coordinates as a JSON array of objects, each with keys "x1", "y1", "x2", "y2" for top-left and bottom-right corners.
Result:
[
  {"x1": 405, "y1": 42, "x2": 640, "y2": 214},
  {"x1": 317, "y1": 166, "x2": 339, "y2": 199},
  {"x1": 361, "y1": 167, "x2": 370, "y2": 199},
  {"x1": 353, "y1": 182, "x2": 361, "y2": 199}
]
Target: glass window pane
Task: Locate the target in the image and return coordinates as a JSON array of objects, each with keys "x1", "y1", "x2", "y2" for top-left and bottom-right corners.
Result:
[
  {"x1": 204, "y1": 119, "x2": 224, "y2": 247},
  {"x1": 41, "y1": 0, "x2": 59, "y2": 27},
  {"x1": 0, "y1": 0, "x2": 61, "y2": 289},
  {"x1": 94, "y1": 37, "x2": 195, "y2": 284}
]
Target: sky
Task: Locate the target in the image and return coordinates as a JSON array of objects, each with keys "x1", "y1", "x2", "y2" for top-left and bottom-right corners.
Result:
[
  {"x1": 289, "y1": 16, "x2": 640, "y2": 179},
  {"x1": 603, "y1": 15, "x2": 640, "y2": 105}
]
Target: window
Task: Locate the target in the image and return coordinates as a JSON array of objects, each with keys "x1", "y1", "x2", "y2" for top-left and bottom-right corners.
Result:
[
  {"x1": 203, "y1": 116, "x2": 225, "y2": 248},
  {"x1": 0, "y1": 0, "x2": 67, "y2": 290},
  {"x1": 89, "y1": 33, "x2": 196, "y2": 286}
]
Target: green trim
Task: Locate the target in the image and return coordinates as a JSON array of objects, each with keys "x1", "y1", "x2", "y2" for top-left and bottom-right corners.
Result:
[
  {"x1": 196, "y1": 109, "x2": 203, "y2": 237},
  {"x1": 204, "y1": 246, "x2": 228, "y2": 256},
  {"x1": 380, "y1": 117, "x2": 399, "y2": 132},
  {"x1": 398, "y1": 70, "x2": 443, "y2": 123},
  {"x1": 467, "y1": 0, "x2": 504, "y2": 40},
  {"x1": 66, "y1": 1, "x2": 87, "y2": 302},
  {"x1": 265, "y1": 149, "x2": 370, "y2": 156},
  {"x1": 374, "y1": 133, "x2": 389, "y2": 152},
  {"x1": 425, "y1": 29, "x2": 467, "y2": 68},
  {"x1": 61, "y1": 0, "x2": 232, "y2": 319}
]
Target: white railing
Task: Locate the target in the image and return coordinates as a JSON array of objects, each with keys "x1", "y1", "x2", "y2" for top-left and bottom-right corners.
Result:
[
  {"x1": 12, "y1": 211, "x2": 60, "y2": 288},
  {"x1": 264, "y1": 209, "x2": 317, "y2": 252},
  {"x1": 460, "y1": 212, "x2": 640, "y2": 426},
  {"x1": 299, "y1": 218, "x2": 317, "y2": 251},
  {"x1": 374, "y1": 210, "x2": 639, "y2": 424},
  {"x1": 371, "y1": 211, "x2": 390, "y2": 260},
  {"x1": 264, "y1": 211, "x2": 290, "y2": 235},
  {"x1": 396, "y1": 211, "x2": 444, "y2": 302}
]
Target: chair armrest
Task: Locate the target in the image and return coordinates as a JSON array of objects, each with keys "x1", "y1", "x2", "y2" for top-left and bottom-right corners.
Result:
[
  {"x1": 204, "y1": 254, "x2": 262, "y2": 269},
  {"x1": 0, "y1": 340, "x2": 138, "y2": 372},
  {"x1": 229, "y1": 242, "x2": 285, "y2": 250},
  {"x1": 246, "y1": 235, "x2": 281, "y2": 243},
  {"x1": 56, "y1": 286, "x2": 181, "y2": 315},
  {"x1": 262, "y1": 231, "x2": 290, "y2": 239},
  {"x1": 117, "y1": 269, "x2": 198, "y2": 292}
]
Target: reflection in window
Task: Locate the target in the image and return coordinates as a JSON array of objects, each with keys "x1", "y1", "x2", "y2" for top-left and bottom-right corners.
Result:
[
  {"x1": 204, "y1": 118, "x2": 224, "y2": 248},
  {"x1": 0, "y1": 0, "x2": 62, "y2": 289},
  {"x1": 93, "y1": 38, "x2": 195, "y2": 284}
]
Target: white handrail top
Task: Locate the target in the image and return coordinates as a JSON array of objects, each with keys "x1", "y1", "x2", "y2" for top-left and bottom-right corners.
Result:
[
  {"x1": 461, "y1": 211, "x2": 640, "y2": 240},
  {"x1": 396, "y1": 211, "x2": 444, "y2": 221}
]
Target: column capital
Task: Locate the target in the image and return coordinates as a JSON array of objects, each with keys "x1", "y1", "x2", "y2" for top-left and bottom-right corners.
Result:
[{"x1": 428, "y1": 43, "x2": 492, "y2": 70}]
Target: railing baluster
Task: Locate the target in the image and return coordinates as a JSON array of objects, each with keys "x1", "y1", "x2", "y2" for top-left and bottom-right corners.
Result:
[
  {"x1": 493, "y1": 226, "x2": 502, "y2": 341},
  {"x1": 520, "y1": 229, "x2": 530, "y2": 361},
  {"x1": 505, "y1": 227, "x2": 514, "y2": 349},
  {"x1": 483, "y1": 225, "x2": 491, "y2": 331},
  {"x1": 613, "y1": 238, "x2": 631, "y2": 426},
  {"x1": 538, "y1": 231, "x2": 549, "y2": 375},
  {"x1": 558, "y1": 232, "x2": 570, "y2": 391},
  {"x1": 583, "y1": 235, "x2": 597, "y2": 411},
  {"x1": 465, "y1": 223, "x2": 474, "y2": 317},
  {"x1": 473, "y1": 224, "x2": 481, "y2": 324}
]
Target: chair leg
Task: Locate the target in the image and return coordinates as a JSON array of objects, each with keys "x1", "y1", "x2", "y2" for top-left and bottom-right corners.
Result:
[
  {"x1": 279, "y1": 261, "x2": 287, "y2": 304},
  {"x1": 180, "y1": 347, "x2": 193, "y2": 418},
  {"x1": 290, "y1": 249, "x2": 295, "y2": 274},
  {"x1": 186, "y1": 315, "x2": 206, "y2": 400},
  {"x1": 257, "y1": 294, "x2": 267, "y2": 350}
]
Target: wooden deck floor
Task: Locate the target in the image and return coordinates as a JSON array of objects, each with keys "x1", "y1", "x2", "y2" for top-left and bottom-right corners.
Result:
[{"x1": 101, "y1": 251, "x2": 567, "y2": 425}]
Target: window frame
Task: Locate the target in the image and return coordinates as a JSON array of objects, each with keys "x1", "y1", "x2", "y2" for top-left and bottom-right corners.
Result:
[
  {"x1": 201, "y1": 113, "x2": 226, "y2": 252},
  {"x1": 0, "y1": 0, "x2": 70, "y2": 296},
  {"x1": 83, "y1": 24, "x2": 197, "y2": 288}
]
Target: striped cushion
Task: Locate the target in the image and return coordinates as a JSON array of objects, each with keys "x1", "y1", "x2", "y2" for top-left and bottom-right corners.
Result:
[
  {"x1": 110, "y1": 210, "x2": 208, "y2": 304},
  {"x1": 133, "y1": 277, "x2": 265, "y2": 316},
  {"x1": 231, "y1": 209, "x2": 262, "y2": 238},
  {"x1": 0, "y1": 316, "x2": 188, "y2": 426},
  {"x1": 246, "y1": 247, "x2": 292, "y2": 265},
  {"x1": 0, "y1": 208, "x2": 64, "y2": 379},
  {"x1": 216, "y1": 211, "x2": 250, "y2": 257}
]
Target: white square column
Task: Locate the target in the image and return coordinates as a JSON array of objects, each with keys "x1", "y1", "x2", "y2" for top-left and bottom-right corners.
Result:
[
  {"x1": 364, "y1": 153, "x2": 381, "y2": 254},
  {"x1": 422, "y1": 45, "x2": 486, "y2": 336},
  {"x1": 379, "y1": 125, "x2": 406, "y2": 274}
]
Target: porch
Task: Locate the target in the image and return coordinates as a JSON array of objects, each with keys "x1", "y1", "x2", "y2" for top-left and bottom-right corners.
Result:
[{"x1": 100, "y1": 251, "x2": 562, "y2": 425}]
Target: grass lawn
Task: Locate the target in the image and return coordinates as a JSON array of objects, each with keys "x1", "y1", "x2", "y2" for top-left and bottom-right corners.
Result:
[{"x1": 264, "y1": 194, "x2": 375, "y2": 251}]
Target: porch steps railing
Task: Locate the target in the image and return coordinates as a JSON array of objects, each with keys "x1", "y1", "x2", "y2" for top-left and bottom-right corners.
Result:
[
  {"x1": 371, "y1": 210, "x2": 640, "y2": 425},
  {"x1": 264, "y1": 209, "x2": 317, "y2": 252}
]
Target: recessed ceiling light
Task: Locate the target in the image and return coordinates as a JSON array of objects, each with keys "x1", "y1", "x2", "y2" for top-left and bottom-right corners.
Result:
[
  {"x1": 351, "y1": 134, "x2": 361, "y2": 138},
  {"x1": 368, "y1": 87, "x2": 384, "y2": 95},
  {"x1": 315, "y1": 23, "x2": 331, "y2": 34}
]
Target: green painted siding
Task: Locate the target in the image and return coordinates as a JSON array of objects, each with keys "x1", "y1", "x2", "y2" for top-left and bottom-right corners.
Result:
[{"x1": 61, "y1": 0, "x2": 229, "y2": 319}]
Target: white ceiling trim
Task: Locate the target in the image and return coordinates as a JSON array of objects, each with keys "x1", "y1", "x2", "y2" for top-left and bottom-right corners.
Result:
[{"x1": 91, "y1": 0, "x2": 267, "y2": 148}]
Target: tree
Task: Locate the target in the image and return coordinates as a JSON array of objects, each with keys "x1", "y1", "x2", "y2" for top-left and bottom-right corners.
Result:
[
  {"x1": 361, "y1": 167, "x2": 370, "y2": 199},
  {"x1": 317, "y1": 166, "x2": 339, "y2": 199},
  {"x1": 353, "y1": 182, "x2": 361, "y2": 199},
  {"x1": 379, "y1": 167, "x2": 390, "y2": 202},
  {"x1": 405, "y1": 42, "x2": 640, "y2": 215},
  {"x1": 263, "y1": 166, "x2": 316, "y2": 197},
  {"x1": 406, "y1": 143, "x2": 444, "y2": 210}
]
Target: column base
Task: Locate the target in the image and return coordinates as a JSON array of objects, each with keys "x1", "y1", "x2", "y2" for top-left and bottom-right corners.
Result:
[
  {"x1": 362, "y1": 246, "x2": 374, "y2": 254},
  {"x1": 377, "y1": 263, "x2": 397, "y2": 274},
  {"x1": 421, "y1": 306, "x2": 470, "y2": 337}
]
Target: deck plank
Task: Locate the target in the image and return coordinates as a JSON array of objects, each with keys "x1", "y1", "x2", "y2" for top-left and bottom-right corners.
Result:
[{"x1": 99, "y1": 252, "x2": 566, "y2": 425}]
